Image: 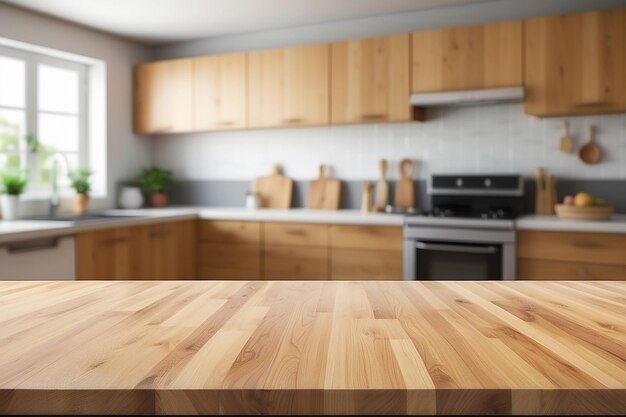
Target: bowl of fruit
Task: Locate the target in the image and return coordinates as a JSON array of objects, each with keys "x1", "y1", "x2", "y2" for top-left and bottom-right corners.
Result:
[{"x1": 555, "y1": 192, "x2": 613, "y2": 221}]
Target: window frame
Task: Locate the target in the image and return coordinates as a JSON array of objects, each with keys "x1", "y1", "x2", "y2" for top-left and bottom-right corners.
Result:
[{"x1": 0, "y1": 44, "x2": 89, "y2": 199}]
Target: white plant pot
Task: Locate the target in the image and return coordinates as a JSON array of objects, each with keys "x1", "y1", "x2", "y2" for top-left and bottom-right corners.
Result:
[
  {"x1": 119, "y1": 186, "x2": 144, "y2": 209},
  {"x1": 0, "y1": 195, "x2": 19, "y2": 221}
]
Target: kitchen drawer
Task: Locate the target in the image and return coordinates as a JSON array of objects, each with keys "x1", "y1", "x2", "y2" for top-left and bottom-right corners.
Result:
[
  {"x1": 518, "y1": 259, "x2": 626, "y2": 280},
  {"x1": 330, "y1": 248, "x2": 403, "y2": 280},
  {"x1": 197, "y1": 242, "x2": 261, "y2": 274},
  {"x1": 264, "y1": 245, "x2": 329, "y2": 279},
  {"x1": 517, "y1": 231, "x2": 626, "y2": 266},
  {"x1": 264, "y1": 223, "x2": 328, "y2": 247},
  {"x1": 198, "y1": 221, "x2": 261, "y2": 244},
  {"x1": 329, "y1": 225, "x2": 403, "y2": 251}
]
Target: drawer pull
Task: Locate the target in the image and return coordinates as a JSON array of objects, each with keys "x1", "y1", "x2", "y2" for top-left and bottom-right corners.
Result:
[
  {"x1": 217, "y1": 121, "x2": 234, "y2": 126},
  {"x1": 6, "y1": 238, "x2": 60, "y2": 254},
  {"x1": 360, "y1": 113, "x2": 386, "y2": 120},
  {"x1": 282, "y1": 117, "x2": 302, "y2": 124}
]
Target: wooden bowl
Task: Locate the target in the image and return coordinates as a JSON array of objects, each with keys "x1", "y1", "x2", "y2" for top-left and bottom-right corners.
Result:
[{"x1": 555, "y1": 204, "x2": 613, "y2": 221}]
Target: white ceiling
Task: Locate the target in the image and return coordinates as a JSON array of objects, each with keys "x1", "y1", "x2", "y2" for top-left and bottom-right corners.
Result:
[{"x1": 2, "y1": 0, "x2": 496, "y2": 45}]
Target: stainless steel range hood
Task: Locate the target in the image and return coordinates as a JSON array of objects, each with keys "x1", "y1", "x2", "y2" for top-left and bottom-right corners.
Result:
[{"x1": 410, "y1": 86, "x2": 524, "y2": 107}]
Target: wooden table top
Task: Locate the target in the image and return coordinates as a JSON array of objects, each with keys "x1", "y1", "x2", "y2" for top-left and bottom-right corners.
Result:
[{"x1": 0, "y1": 280, "x2": 624, "y2": 415}]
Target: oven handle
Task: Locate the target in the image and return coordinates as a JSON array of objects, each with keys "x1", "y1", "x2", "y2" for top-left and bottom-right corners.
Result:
[{"x1": 415, "y1": 241, "x2": 498, "y2": 254}]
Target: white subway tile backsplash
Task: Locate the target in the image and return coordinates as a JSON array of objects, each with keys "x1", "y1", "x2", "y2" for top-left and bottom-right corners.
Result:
[{"x1": 153, "y1": 103, "x2": 626, "y2": 181}]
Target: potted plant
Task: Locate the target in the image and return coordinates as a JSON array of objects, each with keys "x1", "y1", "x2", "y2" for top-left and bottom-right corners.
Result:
[
  {"x1": 0, "y1": 169, "x2": 28, "y2": 221},
  {"x1": 139, "y1": 166, "x2": 172, "y2": 208},
  {"x1": 68, "y1": 168, "x2": 92, "y2": 215}
]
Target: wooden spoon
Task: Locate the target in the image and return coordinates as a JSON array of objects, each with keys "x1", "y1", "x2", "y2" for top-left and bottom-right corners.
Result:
[
  {"x1": 559, "y1": 120, "x2": 573, "y2": 153},
  {"x1": 578, "y1": 125, "x2": 601, "y2": 165}
]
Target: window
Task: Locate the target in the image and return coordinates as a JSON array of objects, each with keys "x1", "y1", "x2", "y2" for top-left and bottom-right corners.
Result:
[{"x1": 0, "y1": 45, "x2": 88, "y2": 197}]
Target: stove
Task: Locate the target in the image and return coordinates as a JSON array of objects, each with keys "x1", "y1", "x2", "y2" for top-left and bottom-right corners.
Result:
[{"x1": 403, "y1": 174, "x2": 524, "y2": 281}]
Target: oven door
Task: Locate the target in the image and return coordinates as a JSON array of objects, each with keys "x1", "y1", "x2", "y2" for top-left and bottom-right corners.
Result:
[{"x1": 414, "y1": 241, "x2": 501, "y2": 280}]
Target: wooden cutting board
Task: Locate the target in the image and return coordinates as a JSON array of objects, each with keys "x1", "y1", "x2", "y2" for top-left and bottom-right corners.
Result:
[
  {"x1": 394, "y1": 158, "x2": 415, "y2": 209},
  {"x1": 374, "y1": 159, "x2": 389, "y2": 211},
  {"x1": 307, "y1": 164, "x2": 340, "y2": 210},
  {"x1": 253, "y1": 164, "x2": 293, "y2": 209}
]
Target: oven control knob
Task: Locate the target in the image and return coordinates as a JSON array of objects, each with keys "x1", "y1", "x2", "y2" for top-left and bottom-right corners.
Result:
[
  {"x1": 484, "y1": 178, "x2": 492, "y2": 188},
  {"x1": 456, "y1": 178, "x2": 463, "y2": 187}
]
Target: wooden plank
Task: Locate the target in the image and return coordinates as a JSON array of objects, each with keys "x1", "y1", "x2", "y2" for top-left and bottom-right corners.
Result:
[
  {"x1": 198, "y1": 221, "x2": 261, "y2": 244},
  {"x1": 0, "y1": 281, "x2": 624, "y2": 415},
  {"x1": 517, "y1": 230, "x2": 626, "y2": 265},
  {"x1": 329, "y1": 224, "x2": 402, "y2": 250},
  {"x1": 412, "y1": 20, "x2": 522, "y2": 92},
  {"x1": 518, "y1": 258, "x2": 626, "y2": 280},
  {"x1": 264, "y1": 245, "x2": 329, "y2": 279},
  {"x1": 331, "y1": 248, "x2": 403, "y2": 280},
  {"x1": 264, "y1": 222, "x2": 328, "y2": 247}
]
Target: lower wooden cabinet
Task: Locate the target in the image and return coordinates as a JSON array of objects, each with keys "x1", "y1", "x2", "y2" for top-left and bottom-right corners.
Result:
[
  {"x1": 76, "y1": 220, "x2": 196, "y2": 280},
  {"x1": 517, "y1": 230, "x2": 626, "y2": 280},
  {"x1": 197, "y1": 220, "x2": 404, "y2": 280},
  {"x1": 329, "y1": 225, "x2": 404, "y2": 280},
  {"x1": 197, "y1": 221, "x2": 262, "y2": 279}
]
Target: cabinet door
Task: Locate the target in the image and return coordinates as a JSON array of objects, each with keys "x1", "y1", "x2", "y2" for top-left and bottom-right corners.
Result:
[
  {"x1": 412, "y1": 21, "x2": 522, "y2": 92},
  {"x1": 76, "y1": 228, "x2": 134, "y2": 280},
  {"x1": 193, "y1": 53, "x2": 247, "y2": 131},
  {"x1": 248, "y1": 44, "x2": 329, "y2": 128},
  {"x1": 331, "y1": 34, "x2": 413, "y2": 124},
  {"x1": 150, "y1": 220, "x2": 196, "y2": 279},
  {"x1": 524, "y1": 8, "x2": 626, "y2": 116},
  {"x1": 518, "y1": 259, "x2": 626, "y2": 280},
  {"x1": 134, "y1": 59, "x2": 193, "y2": 134}
]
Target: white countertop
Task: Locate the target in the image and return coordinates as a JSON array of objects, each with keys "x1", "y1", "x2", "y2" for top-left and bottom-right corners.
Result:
[
  {"x1": 516, "y1": 214, "x2": 626, "y2": 233},
  {"x1": 197, "y1": 207, "x2": 405, "y2": 225},
  {"x1": 2, "y1": 207, "x2": 626, "y2": 245},
  {"x1": 0, "y1": 207, "x2": 403, "y2": 244}
]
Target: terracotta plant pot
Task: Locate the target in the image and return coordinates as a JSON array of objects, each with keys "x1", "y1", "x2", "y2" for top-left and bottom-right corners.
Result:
[
  {"x1": 150, "y1": 193, "x2": 168, "y2": 208},
  {"x1": 73, "y1": 193, "x2": 89, "y2": 215}
]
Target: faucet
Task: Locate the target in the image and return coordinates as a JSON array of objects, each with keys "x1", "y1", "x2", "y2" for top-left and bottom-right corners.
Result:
[{"x1": 49, "y1": 154, "x2": 68, "y2": 217}]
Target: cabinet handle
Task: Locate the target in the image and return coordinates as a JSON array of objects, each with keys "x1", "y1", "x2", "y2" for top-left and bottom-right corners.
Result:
[
  {"x1": 360, "y1": 114, "x2": 386, "y2": 120},
  {"x1": 98, "y1": 237, "x2": 129, "y2": 246},
  {"x1": 6, "y1": 238, "x2": 59, "y2": 254},
  {"x1": 282, "y1": 117, "x2": 302, "y2": 124},
  {"x1": 574, "y1": 101, "x2": 608, "y2": 108},
  {"x1": 217, "y1": 121, "x2": 234, "y2": 126}
]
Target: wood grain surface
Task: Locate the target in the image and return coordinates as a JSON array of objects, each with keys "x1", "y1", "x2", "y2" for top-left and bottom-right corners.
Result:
[{"x1": 0, "y1": 281, "x2": 624, "y2": 415}]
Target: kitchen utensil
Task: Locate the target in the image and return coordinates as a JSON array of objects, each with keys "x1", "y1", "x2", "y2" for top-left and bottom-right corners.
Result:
[
  {"x1": 395, "y1": 159, "x2": 415, "y2": 209},
  {"x1": 361, "y1": 182, "x2": 373, "y2": 214},
  {"x1": 545, "y1": 175, "x2": 557, "y2": 215},
  {"x1": 555, "y1": 204, "x2": 613, "y2": 221},
  {"x1": 534, "y1": 167, "x2": 546, "y2": 215},
  {"x1": 559, "y1": 120, "x2": 573, "y2": 153},
  {"x1": 253, "y1": 164, "x2": 293, "y2": 209},
  {"x1": 374, "y1": 159, "x2": 389, "y2": 212},
  {"x1": 307, "y1": 164, "x2": 341, "y2": 210},
  {"x1": 579, "y1": 125, "x2": 601, "y2": 164}
]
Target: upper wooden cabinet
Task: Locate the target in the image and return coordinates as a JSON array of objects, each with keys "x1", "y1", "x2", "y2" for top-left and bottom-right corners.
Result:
[
  {"x1": 134, "y1": 59, "x2": 193, "y2": 134},
  {"x1": 248, "y1": 44, "x2": 329, "y2": 128},
  {"x1": 193, "y1": 53, "x2": 247, "y2": 131},
  {"x1": 331, "y1": 34, "x2": 415, "y2": 124},
  {"x1": 411, "y1": 21, "x2": 522, "y2": 92},
  {"x1": 524, "y1": 8, "x2": 626, "y2": 116}
]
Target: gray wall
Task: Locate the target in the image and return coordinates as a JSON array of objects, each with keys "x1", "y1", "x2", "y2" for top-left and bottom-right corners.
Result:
[
  {"x1": 154, "y1": 0, "x2": 626, "y2": 59},
  {"x1": 0, "y1": 2, "x2": 153, "y2": 213}
]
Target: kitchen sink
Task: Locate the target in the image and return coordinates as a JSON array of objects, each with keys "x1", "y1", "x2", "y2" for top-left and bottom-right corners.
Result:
[{"x1": 27, "y1": 213, "x2": 146, "y2": 223}]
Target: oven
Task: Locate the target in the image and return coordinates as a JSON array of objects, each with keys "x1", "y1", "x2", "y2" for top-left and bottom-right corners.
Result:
[
  {"x1": 402, "y1": 174, "x2": 523, "y2": 281},
  {"x1": 403, "y1": 223, "x2": 516, "y2": 280}
]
